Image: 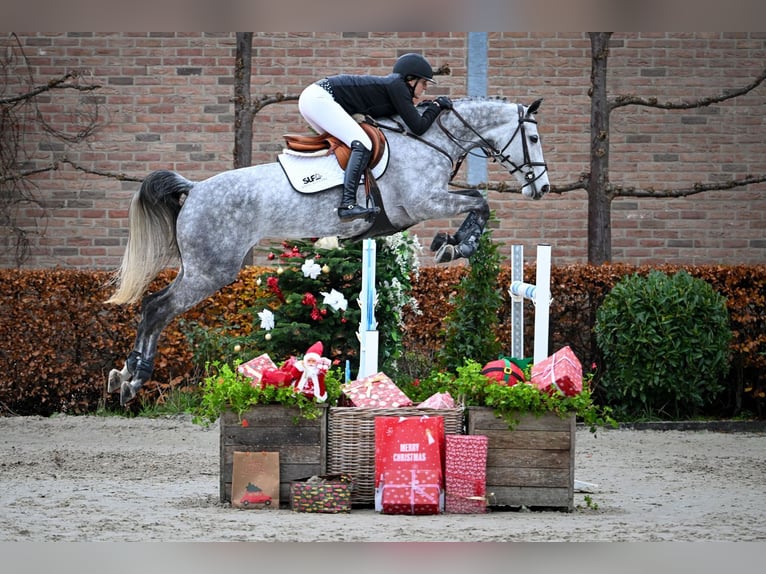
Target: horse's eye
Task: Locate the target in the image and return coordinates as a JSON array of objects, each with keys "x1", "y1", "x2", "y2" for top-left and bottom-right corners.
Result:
[{"x1": 529, "y1": 135, "x2": 539, "y2": 144}]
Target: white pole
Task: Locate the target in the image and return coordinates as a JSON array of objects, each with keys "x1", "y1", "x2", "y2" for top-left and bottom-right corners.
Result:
[
  {"x1": 357, "y1": 239, "x2": 379, "y2": 379},
  {"x1": 508, "y1": 244, "x2": 552, "y2": 364},
  {"x1": 533, "y1": 244, "x2": 551, "y2": 364}
]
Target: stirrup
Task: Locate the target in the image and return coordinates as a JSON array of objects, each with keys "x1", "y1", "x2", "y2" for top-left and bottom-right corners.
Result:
[{"x1": 338, "y1": 204, "x2": 374, "y2": 222}]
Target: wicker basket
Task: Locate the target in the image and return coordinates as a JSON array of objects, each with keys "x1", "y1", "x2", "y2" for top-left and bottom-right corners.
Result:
[{"x1": 326, "y1": 406, "x2": 465, "y2": 505}]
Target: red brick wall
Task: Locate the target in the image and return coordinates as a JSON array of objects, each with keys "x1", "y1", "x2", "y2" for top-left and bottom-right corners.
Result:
[{"x1": 3, "y1": 32, "x2": 764, "y2": 269}]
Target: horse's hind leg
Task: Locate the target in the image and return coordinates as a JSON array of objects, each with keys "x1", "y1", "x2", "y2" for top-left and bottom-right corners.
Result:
[
  {"x1": 115, "y1": 266, "x2": 240, "y2": 406},
  {"x1": 107, "y1": 283, "x2": 174, "y2": 394}
]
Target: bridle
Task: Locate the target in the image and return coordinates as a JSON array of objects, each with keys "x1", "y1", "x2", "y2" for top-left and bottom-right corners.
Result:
[
  {"x1": 437, "y1": 104, "x2": 548, "y2": 191},
  {"x1": 376, "y1": 101, "x2": 548, "y2": 193}
]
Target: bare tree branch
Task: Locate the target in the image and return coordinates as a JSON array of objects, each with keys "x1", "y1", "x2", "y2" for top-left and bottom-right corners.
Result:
[
  {"x1": 610, "y1": 67, "x2": 766, "y2": 111},
  {"x1": 610, "y1": 174, "x2": 766, "y2": 198},
  {"x1": 450, "y1": 173, "x2": 589, "y2": 195},
  {"x1": 1, "y1": 158, "x2": 143, "y2": 184},
  {"x1": 250, "y1": 93, "x2": 299, "y2": 114},
  {"x1": 0, "y1": 72, "x2": 102, "y2": 106}
]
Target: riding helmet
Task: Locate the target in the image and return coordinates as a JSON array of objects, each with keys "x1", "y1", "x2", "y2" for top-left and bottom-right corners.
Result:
[{"x1": 393, "y1": 53, "x2": 436, "y2": 83}]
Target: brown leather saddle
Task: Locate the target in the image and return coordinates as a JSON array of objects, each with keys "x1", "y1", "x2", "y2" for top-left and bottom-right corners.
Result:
[{"x1": 282, "y1": 122, "x2": 386, "y2": 170}]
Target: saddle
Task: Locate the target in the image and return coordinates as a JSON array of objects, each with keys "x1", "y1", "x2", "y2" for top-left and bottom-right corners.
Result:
[{"x1": 283, "y1": 121, "x2": 386, "y2": 170}]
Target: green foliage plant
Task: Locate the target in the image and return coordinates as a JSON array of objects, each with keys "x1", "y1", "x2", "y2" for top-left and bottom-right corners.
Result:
[
  {"x1": 437, "y1": 222, "x2": 503, "y2": 371},
  {"x1": 192, "y1": 360, "x2": 344, "y2": 426},
  {"x1": 594, "y1": 269, "x2": 731, "y2": 420},
  {"x1": 400, "y1": 359, "x2": 616, "y2": 433}
]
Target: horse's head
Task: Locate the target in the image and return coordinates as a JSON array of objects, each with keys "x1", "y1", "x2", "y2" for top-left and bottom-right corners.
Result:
[
  {"x1": 448, "y1": 97, "x2": 550, "y2": 200},
  {"x1": 489, "y1": 98, "x2": 549, "y2": 200}
]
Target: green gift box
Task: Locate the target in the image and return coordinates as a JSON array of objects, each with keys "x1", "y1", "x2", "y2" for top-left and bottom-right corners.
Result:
[{"x1": 289, "y1": 474, "x2": 354, "y2": 513}]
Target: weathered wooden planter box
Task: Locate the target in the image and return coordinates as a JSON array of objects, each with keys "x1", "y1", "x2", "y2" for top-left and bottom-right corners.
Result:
[
  {"x1": 466, "y1": 407, "x2": 575, "y2": 512},
  {"x1": 219, "y1": 404, "x2": 326, "y2": 506}
]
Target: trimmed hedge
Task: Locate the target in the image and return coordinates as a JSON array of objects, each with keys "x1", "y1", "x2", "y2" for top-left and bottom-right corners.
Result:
[{"x1": 0, "y1": 264, "x2": 764, "y2": 417}]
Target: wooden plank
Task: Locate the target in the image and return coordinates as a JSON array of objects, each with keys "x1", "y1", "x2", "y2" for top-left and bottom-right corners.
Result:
[
  {"x1": 221, "y1": 405, "x2": 325, "y2": 427},
  {"x1": 487, "y1": 466, "x2": 570, "y2": 488},
  {"x1": 482, "y1": 429, "x2": 571, "y2": 450},
  {"x1": 486, "y1": 447, "x2": 571, "y2": 468},
  {"x1": 467, "y1": 408, "x2": 572, "y2": 432},
  {"x1": 222, "y1": 425, "x2": 323, "y2": 446},
  {"x1": 488, "y1": 485, "x2": 573, "y2": 511}
]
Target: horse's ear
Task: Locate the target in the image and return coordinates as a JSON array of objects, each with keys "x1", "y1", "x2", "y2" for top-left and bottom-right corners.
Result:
[{"x1": 527, "y1": 98, "x2": 543, "y2": 115}]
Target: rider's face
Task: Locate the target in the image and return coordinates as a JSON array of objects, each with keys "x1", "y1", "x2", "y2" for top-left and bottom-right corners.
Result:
[{"x1": 412, "y1": 78, "x2": 428, "y2": 99}]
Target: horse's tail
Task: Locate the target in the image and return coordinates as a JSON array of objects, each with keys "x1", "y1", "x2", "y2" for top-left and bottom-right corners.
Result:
[{"x1": 106, "y1": 170, "x2": 194, "y2": 305}]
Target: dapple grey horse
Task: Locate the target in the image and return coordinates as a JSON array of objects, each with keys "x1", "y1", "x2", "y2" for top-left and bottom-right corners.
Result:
[{"x1": 107, "y1": 97, "x2": 550, "y2": 405}]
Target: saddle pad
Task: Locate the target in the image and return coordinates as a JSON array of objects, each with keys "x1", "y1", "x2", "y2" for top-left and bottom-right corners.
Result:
[{"x1": 278, "y1": 140, "x2": 389, "y2": 194}]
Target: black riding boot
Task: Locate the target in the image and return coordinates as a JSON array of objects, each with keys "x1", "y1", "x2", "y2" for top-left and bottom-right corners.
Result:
[{"x1": 338, "y1": 140, "x2": 374, "y2": 222}]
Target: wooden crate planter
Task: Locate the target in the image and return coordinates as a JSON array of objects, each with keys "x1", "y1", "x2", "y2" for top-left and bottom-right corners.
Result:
[
  {"x1": 220, "y1": 404, "x2": 326, "y2": 506},
  {"x1": 466, "y1": 407, "x2": 575, "y2": 512}
]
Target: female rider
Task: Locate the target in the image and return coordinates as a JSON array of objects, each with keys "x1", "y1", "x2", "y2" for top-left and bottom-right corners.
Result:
[{"x1": 298, "y1": 53, "x2": 452, "y2": 221}]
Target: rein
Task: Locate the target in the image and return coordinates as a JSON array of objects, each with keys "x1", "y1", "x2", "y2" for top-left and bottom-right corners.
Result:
[
  {"x1": 377, "y1": 103, "x2": 547, "y2": 189},
  {"x1": 437, "y1": 104, "x2": 548, "y2": 189}
]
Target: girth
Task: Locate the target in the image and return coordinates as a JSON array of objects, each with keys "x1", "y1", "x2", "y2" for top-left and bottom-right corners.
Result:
[{"x1": 283, "y1": 122, "x2": 386, "y2": 170}]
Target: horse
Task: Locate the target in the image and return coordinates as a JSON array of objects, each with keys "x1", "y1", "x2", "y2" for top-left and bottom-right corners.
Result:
[{"x1": 106, "y1": 96, "x2": 550, "y2": 405}]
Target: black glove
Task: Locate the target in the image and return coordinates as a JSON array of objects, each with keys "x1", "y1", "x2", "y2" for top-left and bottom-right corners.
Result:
[{"x1": 435, "y1": 96, "x2": 453, "y2": 110}]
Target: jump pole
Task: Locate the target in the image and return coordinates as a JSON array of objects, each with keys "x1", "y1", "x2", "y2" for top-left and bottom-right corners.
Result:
[
  {"x1": 356, "y1": 238, "x2": 379, "y2": 379},
  {"x1": 509, "y1": 244, "x2": 552, "y2": 364}
]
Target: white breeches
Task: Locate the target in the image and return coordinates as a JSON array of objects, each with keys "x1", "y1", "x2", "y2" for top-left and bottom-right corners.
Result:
[{"x1": 298, "y1": 83, "x2": 373, "y2": 151}]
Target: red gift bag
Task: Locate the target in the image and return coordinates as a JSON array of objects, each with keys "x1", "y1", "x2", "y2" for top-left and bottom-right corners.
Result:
[
  {"x1": 445, "y1": 434, "x2": 488, "y2": 514},
  {"x1": 374, "y1": 415, "x2": 445, "y2": 514}
]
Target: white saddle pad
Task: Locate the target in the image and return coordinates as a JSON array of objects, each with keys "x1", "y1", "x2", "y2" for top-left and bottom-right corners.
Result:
[{"x1": 278, "y1": 142, "x2": 389, "y2": 194}]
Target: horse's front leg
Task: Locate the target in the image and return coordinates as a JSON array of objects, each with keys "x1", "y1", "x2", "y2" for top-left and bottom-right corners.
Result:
[{"x1": 432, "y1": 199, "x2": 490, "y2": 263}]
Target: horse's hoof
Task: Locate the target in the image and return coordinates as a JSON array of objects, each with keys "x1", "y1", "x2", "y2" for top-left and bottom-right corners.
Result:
[
  {"x1": 434, "y1": 244, "x2": 457, "y2": 264},
  {"x1": 107, "y1": 369, "x2": 124, "y2": 393},
  {"x1": 430, "y1": 232, "x2": 450, "y2": 252},
  {"x1": 120, "y1": 381, "x2": 138, "y2": 406}
]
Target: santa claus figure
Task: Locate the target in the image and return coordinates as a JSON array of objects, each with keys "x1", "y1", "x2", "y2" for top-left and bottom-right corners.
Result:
[{"x1": 292, "y1": 341, "x2": 331, "y2": 402}]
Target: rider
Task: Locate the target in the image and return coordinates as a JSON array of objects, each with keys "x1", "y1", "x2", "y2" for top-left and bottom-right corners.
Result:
[{"x1": 298, "y1": 53, "x2": 453, "y2": 222}]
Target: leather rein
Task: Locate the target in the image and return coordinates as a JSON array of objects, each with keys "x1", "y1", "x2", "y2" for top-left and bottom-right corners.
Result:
[{"x1": 374, "y1": 103, "x2": 548, "y2": 189}]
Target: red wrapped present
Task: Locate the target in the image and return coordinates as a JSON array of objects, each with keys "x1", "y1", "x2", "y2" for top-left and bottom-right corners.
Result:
[
  {"x1": 445, "y1": 434, "x2": 488, "y2": 514},
  {"x1": 237, "y1": 353, "x2": 277, "y2": 387},
  {"x1": 342, "y1": 372, "x2": 413, "y2": 408},
  {"x1": 530, "y1": 345, "x2": 583, "y2": 397},
  {"x1": 378, "y1": 468, "x2": 442, "y2": 515},
  {"x1": 417, "y1": 391, "x2": 456, "y2": 409}
]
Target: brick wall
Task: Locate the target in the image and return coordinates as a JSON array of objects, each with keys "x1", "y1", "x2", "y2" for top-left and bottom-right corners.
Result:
[{"x1": 3, "y1": 32, "x2": 764, "y2": 269}]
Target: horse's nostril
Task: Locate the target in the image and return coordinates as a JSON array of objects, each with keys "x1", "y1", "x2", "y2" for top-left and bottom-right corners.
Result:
[{"x1": 541, "y1": 184, "x2": 550, "y2": 195}]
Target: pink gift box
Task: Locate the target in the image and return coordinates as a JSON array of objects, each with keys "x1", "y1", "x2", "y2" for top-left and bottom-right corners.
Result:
[
  {"x1": 417, "y1": 391, "x2": 456, "y2": 409},
  {"x1": 342, "y1": 372, "x2": 413, "y2": 408},
  {"x1": 445, "y1": 434, "x2": 488, "y2": 514},
  {"x1": 379, "y1": 468, "x2": 442, "y2": 515},
  {"x1": 530, "y1": 346, "x2": 583, "y2": 397},
  {"x1": 237, "y1": 353, "x2": 277, "y2": 387}
]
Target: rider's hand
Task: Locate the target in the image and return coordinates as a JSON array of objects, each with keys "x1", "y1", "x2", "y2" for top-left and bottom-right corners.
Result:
[{"x1": 435, "y1": 96, "x2": 453, "y2": 110}]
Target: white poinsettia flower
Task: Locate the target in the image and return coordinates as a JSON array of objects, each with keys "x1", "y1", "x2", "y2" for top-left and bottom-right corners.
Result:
[
  {"x1": 257, "y1": 309, "x2": 275, "y2": 331},
  {"x1": 321, "y1": 288, "x2": 348, "y2": 312},
  {"x1": 301, "y1": 258, "x2": 322, "y2": 279}
]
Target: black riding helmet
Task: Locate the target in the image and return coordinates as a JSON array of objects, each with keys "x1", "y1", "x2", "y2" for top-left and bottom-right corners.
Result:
[{"x1": 393, "y1": 53, "x2": 436, "y2": 84}]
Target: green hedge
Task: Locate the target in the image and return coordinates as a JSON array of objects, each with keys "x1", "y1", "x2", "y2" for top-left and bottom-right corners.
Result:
[{"x1": 1, "y1": 263, "x2": 764, "y2": 417}]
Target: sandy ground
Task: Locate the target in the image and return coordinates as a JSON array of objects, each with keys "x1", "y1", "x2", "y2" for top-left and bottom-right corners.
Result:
[{"x1": 1, "y1": 413, "x2": 765, "y2": 543}]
